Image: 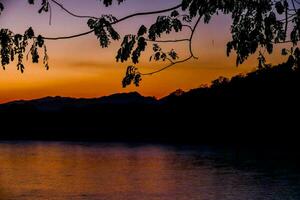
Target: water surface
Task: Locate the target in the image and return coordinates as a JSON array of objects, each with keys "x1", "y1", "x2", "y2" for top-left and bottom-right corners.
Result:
[{"x1": 0, "y1": 142, "x2": 299, "y2": 200}]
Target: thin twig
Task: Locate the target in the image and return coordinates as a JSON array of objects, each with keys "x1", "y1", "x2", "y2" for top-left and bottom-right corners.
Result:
[
  {"x1": 42, "y1": 30, "x2": 94, "y2": 40},
  {"x1": 140, "y1": 56, "x2": 193, "y2": 76},
  {"x1": 141, "y1": 16, "x2": 201, "y2": 76},
  {"x1": 48, "y1": 2, "x2": 52, "y2": 25},
  {"x1": 50, "y1": 0, "x2": 99, "y2": 19},
  {"x1": 145, "y1": 38, "x2": 190, "y2": 43}
]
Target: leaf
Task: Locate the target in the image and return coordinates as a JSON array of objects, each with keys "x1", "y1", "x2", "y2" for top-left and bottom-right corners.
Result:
[
  {"x1": 100, "y1": 0, "x2": 125, "y2": 7},
  {"x1": 160, "y1": 53, "x2": 167, "y2": 61},
  {"x1": 266, "y1": 43, "x2": 273, "y2": 54},
  {"x1": 14, "y1": 34, "x2": 23, "y2": 46},
  {"x1": 275, "y1": 2, "x2": 285, "y2": 15},
  {"x1": 38, "y1": 0, "x2": 49, "y2": 14},
  {"x1": 17, "y1": 63, "x2": 25, "y2": 73},
  {"x1": 10, "y1": 49, "x2": 14, "y2": 62},
  {"x1": 294, "y1": 47, "x2": 300, "y2": 58},
  {"x1": 148, "y1": 15, "x2": 182, "y2": 41},
  {"x1": 154, "y1": 52, "x2": 161, "y2": 61},
  {"x1": 1, "y1": 29, "x2": 15, "y2": 67},
  {"x1": 24, "y1": 27, "x2": 35, "y2": 39},
  {"x1": 0, "y1": 2, "x2": 4, "y2": 14},
  {"x1": 107, "y1": 25, "x2": 120, "y2": 41},
  {"x1": 170, "y1": 10, "x2": 179, "y2": 18},
  {"x1": 88, "y1": 16, "x2": 120, "y2": 48},
  {"x1": 122, "y1": 65, "x2": 141, "y2": 88},
  {"x1": 132, "y1": 37, "x2": 147, "y2": 64},
  {"x1": 37, "y1": 35, "x2": 44, "y2": 47},
  {"x1": 182, "y1": 15, "x2": 192, "y2": 23},
  {"x1": 182, "y1": 0, "x2": 192, "y2": 11},
  {"x1": 87, "y1": 19, "x2": 96, "y2": 28},
  {"x1": 153, "y1": 44, "x2": 161, "y2": 52},
  {"x1": 137, "y1": 25, "x2": 147, "y2": 37},
  {"x1": 281, "y1": 48, "x2": 288, "y2": 56},
  {"x1": 31, "y1": 45, "x2": 39, "y2": 63},
  {"x1": 168, "y1": 49, "x2": 178, "y2": 60},
  {"x1": 116, "y1": 35, "x2": 136, "y2": 62}
]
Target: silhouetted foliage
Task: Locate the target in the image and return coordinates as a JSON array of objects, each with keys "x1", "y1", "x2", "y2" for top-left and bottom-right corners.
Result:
[
  {"x1": 148, "y1": 14, "x2": 183, "y2": 41},
  {"x1": 150, "y1": 44, "x2": 179, "y2": 62},
  {"x1": 38, "y1": 0, "x2": 50, "y2": 14},
  {"x1": 0, "y1": 27, "x2": 48, "y2": 72},
  {"x1": 122, "y1": 65, "x2": 141, "y2": 88},
  {"x1": 26, "y1": 0, "x2": 126, "y2": 8},
  {"x1": 100, "y1": 0, "x2": 125, "y2": 7},
  {"x1": 116, "y1": 25, "x2": 148, "y2": 64},
  {"x1": 0, "y1": 0, "x2": 300, "y2": 86},
  {"x1": 87, "y1": 16, "x2": 120, "y2": 48},
  {"x1": 132, "y1": 26, "x2": 148, "y2": 64},
  {"x1": 0, "y1": 2, "x2": 3, "y2": 15}
]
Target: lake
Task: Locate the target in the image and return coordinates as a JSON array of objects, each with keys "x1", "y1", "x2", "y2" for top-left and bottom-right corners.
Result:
[{"x1": 0, "y1": 142, "x2": 300, "y2": 200}]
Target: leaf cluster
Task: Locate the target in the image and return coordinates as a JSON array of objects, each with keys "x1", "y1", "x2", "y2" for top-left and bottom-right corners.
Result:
[
  {"x1": 148, "y1": 13, "x2": 183, "y2": 41},
  {"x1": 100, "y1": 0, "x2": 125, "y2": 7},
  {"x1": 87, "y1": 15, "x2": 120, "y2": 48},
  {"x1": 0, "y1": 2, "x2": 4, "y2": 15},
  {"x1": 150, "y1": 44, "x2": 179, "y2": 62},
  {"x1": 181, "y1": 0, "x2": 297, "y2": 66},
  {"x1": 291, "y1": 10, "x2": 300, "y2": 45},
  {"x1": 26, "y1": 0, "x2": 49, "y2": 13},
  {"x1": 0, "y1": 27, "x2": 49, "y2": 73},
  {"x1": 122, "y1": 65, "x2": 141, "y2": 88},
  {"x1": 116, "y1": 25, "x2": 148, "y2": 64},
  {"x1": 281, "y1": 47, "x2": 300, "y2": 69}
]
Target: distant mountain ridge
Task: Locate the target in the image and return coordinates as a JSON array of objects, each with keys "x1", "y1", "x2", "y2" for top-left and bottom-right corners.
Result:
[
  {"x1": 0, "y1": 61, "x2": 299, "y2": 143},
  {"x1": 1, "y1": 59, "x2": 300, "y2": 111},
  {"x1": 0, "y1": 92, "x2": 158, "y2": 111},
  {"x1": 1, "y1": 60, "x2": 299, "y2": 111}
]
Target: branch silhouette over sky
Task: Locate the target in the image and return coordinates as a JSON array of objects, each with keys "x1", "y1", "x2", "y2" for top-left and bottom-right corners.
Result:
[{"x1": 0, "y1": 0, "x2": 295, "y2": 103}]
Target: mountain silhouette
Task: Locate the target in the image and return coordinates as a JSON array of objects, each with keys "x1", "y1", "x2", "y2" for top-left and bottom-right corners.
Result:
[
  {"x1": 0, "y1": 61, "x2": 299, "y2": 144},
  {"x1": 0, "y1": 92, "x2": 157, "y2": 112}
]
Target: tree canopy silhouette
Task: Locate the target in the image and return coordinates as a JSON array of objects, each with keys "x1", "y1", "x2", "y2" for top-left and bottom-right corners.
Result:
[{"x1": 0, "y1": 0, "x2": 299, "y2": 87}]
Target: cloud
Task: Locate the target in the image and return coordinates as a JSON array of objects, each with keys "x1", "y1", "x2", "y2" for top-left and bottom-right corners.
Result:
[{"x1": 67, "y1": 61, "x2": 107, "y2": 69}]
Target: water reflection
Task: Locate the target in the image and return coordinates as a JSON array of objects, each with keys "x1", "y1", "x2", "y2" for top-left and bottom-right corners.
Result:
[{"x1": 0, "y1": 142, "x2": 299, "y2": 200}]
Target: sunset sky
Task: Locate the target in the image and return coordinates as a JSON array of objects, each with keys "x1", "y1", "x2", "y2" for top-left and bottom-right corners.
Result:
[{"x1": 0, "y1": 0, "x2": 286, "y2": 103}]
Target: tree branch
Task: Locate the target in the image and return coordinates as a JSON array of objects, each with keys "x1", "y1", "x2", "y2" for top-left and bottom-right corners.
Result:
[
  {"x1": 140, "y1": 16, "x2": 201, "y2": 76},
  {"x1": 146, "y1": 38, "x2": 190, "y2": 43},
  {"x1": 48, "y1": 2, "x2": 52, "y2": 25},
  {"x1": 40, "y1": 3, "x2": 183, "y2": 40},
  {"x1": 42, "y1": 30, "x2": 94, "y2": 40},
  {"x1": 182, "y1": 24, "x2": 193, "y2": 32},
  {"x1": 140, "y1": 56, "x2": 193, "y2": 76},
  {"x1": 291, "y1": 0, "x2": 298, "y2": 12},
  {"x1": 189, "y1": 17, "x2": 201, "y2": 59},
  {"x1": 50, "y1": 0, "x2": 99, "y2": 19},
  {"x1": 110, "y1": 4, "x2": 182, "y2": 25}
]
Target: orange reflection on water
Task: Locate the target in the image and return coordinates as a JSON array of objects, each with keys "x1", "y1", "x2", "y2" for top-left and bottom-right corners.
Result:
[
  {"x1": 1, "y1": 142, "x2": 297, "y2": 200},
  {"x1": 0, "y1": 143, "x2": 192, "y2": 200}
]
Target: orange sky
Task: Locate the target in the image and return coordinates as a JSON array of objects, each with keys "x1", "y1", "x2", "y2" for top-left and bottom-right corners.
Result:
[{"x1": 0, "y1": 0, "x2": 287, "y2": 103}]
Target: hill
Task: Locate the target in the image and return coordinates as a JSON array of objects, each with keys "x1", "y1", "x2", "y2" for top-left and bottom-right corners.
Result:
[{"x1": 0, "y1": 60, "x2": 299, "y2": 144}]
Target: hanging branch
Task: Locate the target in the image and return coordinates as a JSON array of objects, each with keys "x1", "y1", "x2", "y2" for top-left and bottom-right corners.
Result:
[
  {"x1": 0, "y1": 0, "x2": 300, "y2": 86},
  {"x1": 141, "y1": 16, "x2": 201, "y2": 76}
]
